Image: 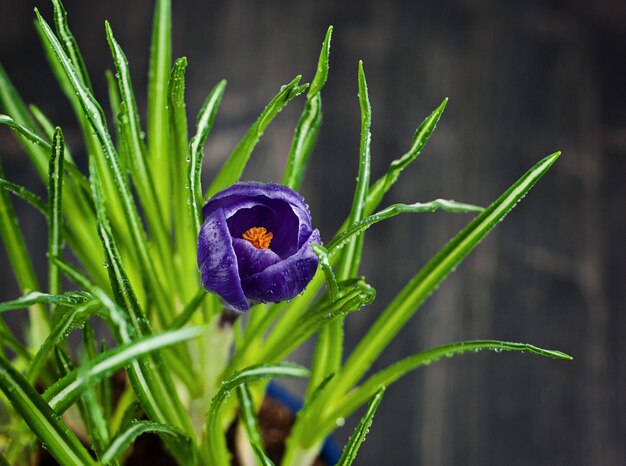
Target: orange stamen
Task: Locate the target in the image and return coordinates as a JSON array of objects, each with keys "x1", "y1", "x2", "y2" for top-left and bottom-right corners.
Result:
[{"x1": 242, "y1": 227, "x2": 273, "y2": 250}]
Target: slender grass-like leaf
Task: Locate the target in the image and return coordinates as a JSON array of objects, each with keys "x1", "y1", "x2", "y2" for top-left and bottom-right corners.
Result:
[
  {"x1": 262, "y1": 279, "x2": 375, "y2": 364},
  {"x1": 326, "y1": 199, "x2": 484, "y2": 254},
  {"x1": 0, "y1": 113, "x2": 89, "y2": 195},
  {"x1": 0, "y1": 291, "x2": 91, "y2": 313},
  {"x1": 314, "y1": 61, "x2": 372, "y2": 392},
  {"x1": 88, "y1": 160, "x2": 194, "y2": 436},
  {"x1": 320, "y1": 340, "x2": 572, "y2": 440},
  {"x1": 188, "y1": 80, "x2": 226, "y2": 234},
  {"x1": 29, "y1": 104, "x2": 55, "y2": 137},
  {"x1": 99, "y1": 339, "x2": 114, "y2": 430},
  {"x1": 311, "y1": 244, "x2": 339, "y2": 302},
  {"x1": 147, "y1": 0, "x2": 172, "y2": 225},
  {"x1": 169, "y1": 288, "x2": 206, "y2": 330},
  {"x1": 48, "y1": 128, "x2": 65, "y2": 316},
  {"x1": 78, "y1": 328, "x2": 112, "y2": 462},
  {"x1": 0, "y1": 64, "x2": 48, "y2": 175},
  {"x1": 26, "y1": 300, "x2": 98, "y2": 382},
  {"x1": 237, "y1": 383, "x2": 275, "y2": 466},
  {"x1": 337, "y1": 60, "x2": 372, "y2": 278},
  {"x1": 35, "y1": 8, "x2": 124, "y2": 244},
  {"x1": 364, "y1": 98, "x2": 448, "y2": 216},
  {"x1": 0, "y1": 114, "x2": 49, "y2": 148},
  {"x1": 320, "y1": 151, "x2": 562, "y2": 425},
  {"x1": 51, "y1": 0, "x2": 93, "y2": 91},
  {"x1": 168, "y1": 57, "x2": 197, "y2": 300},
  {"x1": 209, "y1": 99, "x2": 451, "y2": 346},
  {"x1": 105, "y1": 21, "x2": 169, "y2": 268},
  {"x1": 101, "y1": 421, "x2": 194, "y2": 465},
  {"x1": 0, "y1": 178, "x2": 47, "y2": 215},
  {"x1": 206, "y1": 76, "x2": 308, "y2": 198},
  {"x1": 0, "y1": 354, "x2": 97, "y2": 466},
  {"x1": 35, "y1": 9, "x2": 174, "y2": 324},
  {"x1": 105, "y1": 70, "x2": 121, "y2": 136},
  {"x1": 283, "y1": 26, "x2": 332, "y2": 189},
  {"x1": 0, "y1": 162, "x2": 47, "y2": 348},
  {"x1": 336, "y1": 387, "x2": 385, "y2": 466},
  {"x1": 205, "y1": 363, "x2": 310, "y2": 466},
  {"x1": 43, "y1": 325, "x2": 206, "y2": 414},
  {"x1": 0, "y1": 323, "x2": 32, "y2": 362}
]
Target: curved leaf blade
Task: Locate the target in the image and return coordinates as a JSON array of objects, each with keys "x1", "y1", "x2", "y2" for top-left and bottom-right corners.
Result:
[
  {"x1": 0, "y1": 354, "x2": 96, "y2": 466},
  {"x1": 43, "y1": 325, "x2": 206, "y2": 414},
  {"x1": 206, "y1": 76, "x2": 308, "y2": 198},
  {"x1": 326, "y1": 199, "x2": 484, "y2": 254},
  {"x1": 325, "y1": 340, "x2": 572, "y2": 436},
  {"x1": 101, "y1": 421, "x2": 194, "y2": 465},
  {"x1": 336, "y1": 387, "x2": 385, "y2": 466},
  {"x1": 331, "y1": 151, "x2": 562, "y2": 402},
  {"x1": 205, "y1": 363, "x2": 309, "y2": 466},
  {"x1": 282, "y1": 26, "x2": 332, "y2": 189}
]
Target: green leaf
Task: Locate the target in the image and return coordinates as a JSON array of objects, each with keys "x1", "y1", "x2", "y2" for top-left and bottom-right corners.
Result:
[
  {"x1": 105, "y1": 70, "x2": 122, "y2": 140},
  {"x1": 337, "y1": 60, "x2": 372, "y2": 278},
  {"x1": 88, "y1": 159, "x2": 194, "y2": 436},
  {"x1": 0, "y1": 177, "x2": 47, "y2": 215},
  {"x1": 102, "y1": 421, "x2": 194, "y2": 465},
  {"x1": 237, "y1": 383, "x2": 275, "y2": 466},
  {"x1": 168, "y1": 57, "x2": 197, "y2": 301},
  {"x1": 105, "y1": 21, "x2": 168, "y2": 265},
  {"x1": 147, "y1": 0, "x2": 172, "y2": 227},
  {"x1": 314, "y1": 60, "x2": 372, "y2": 395},
  {"x1": 0, "y1": 114, "x2": 49, "y2": 148},
  {"x1": 206, "y1": 76, "x2": 308, "y2": 198},
  {"x1": 0, "y1": 161, "x2": 46, "y2": 348},
  {"x1": 0, "y1": 354, "x2": 97, "y2": 466},
  {"x1": 0, "y1": 64, "x2": 49, "y2": 175},
  {"x1": 51, "y1": 0, "x2": 93, "y2": 91},
  {"x1": 78, "y1": 329, "x2": 112, "y2": 462},
  {"x1": 0, "y1": 291, "x2": 92, "y2": 313},
  {"x1": 325, "y1": 340, "x2": 572, "y2": 437},
  {"x1": 364, "y1": 98, "x2": 448, "y2": 216},
  {"x1": 282, "y1": 26, "x2": 332, "y2": 189},
  {"x1": 43, "y1": 325, "x2": 206, "y2": 414},
  {"x1": 311, "y1": 244, "x2": 339, "y2": 302},
  {"x1": 205, "y1": 363, "x2": 309, "y2": 466},
  {"x1": 336, "y1": 387, "x2": 385, "y2": 466},
  {"x1": 326, "y1": 199, "x2": 484, "y2": 254},
  {"x1": 168, "y1": 288, "x2": 207, "y2": 330},
  {"x1": 48, "y1": 128, "x2": 65, "y2": 312},
  {"x1": 26, "y1": 300, "x2": 98, "y2": 383},
  {"x1": 188, "y1": 80, "x2": 226, "y2": 235},
  {"x1": 324, "y1": 152, "x2": 562, "y2": 418},
  {"x1": 0, "y1": 113, "x2": 89, "y2": 196},
  {"x1": 262, "y1": 279, "x2": 375, "y2": 364},
  {"x1": 0, "y1": 322, "x2": 32, "y2": 362},
  {"x1": 35, "y1": 8, "x2": 174, "y2": 324}
]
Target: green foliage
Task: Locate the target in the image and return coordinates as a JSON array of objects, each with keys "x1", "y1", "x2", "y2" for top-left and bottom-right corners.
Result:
[{"x1": 0, "y1": 2, "x2": 569, "y2": 465}]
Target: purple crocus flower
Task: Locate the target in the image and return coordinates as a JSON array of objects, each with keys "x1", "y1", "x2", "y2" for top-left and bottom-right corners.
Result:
[{"x1": 197, "y1": 182, "x2": 321, "y2": 312}]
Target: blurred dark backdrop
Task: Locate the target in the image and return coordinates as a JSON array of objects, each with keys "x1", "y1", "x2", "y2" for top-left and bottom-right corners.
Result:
[{"x1": 1, "y1": 0, "x2": 624, "y2": 465}]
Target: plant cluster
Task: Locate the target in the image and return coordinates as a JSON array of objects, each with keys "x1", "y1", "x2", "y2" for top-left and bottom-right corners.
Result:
[{"x1": 0, "y1": 1, "x2": 570, "y2": 465}]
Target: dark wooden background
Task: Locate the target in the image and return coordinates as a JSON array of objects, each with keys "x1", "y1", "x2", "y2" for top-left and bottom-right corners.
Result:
[{"x1": 0, "y1": 0, "x2": 624, "y2": 465}]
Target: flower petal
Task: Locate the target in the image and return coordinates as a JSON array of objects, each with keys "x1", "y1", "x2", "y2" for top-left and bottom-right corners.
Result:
[
  {"x1": 197, "y1": 208, "x2": 249, "y2": 312},
  {"x1": 226, "y1": 200, "x2": 299, "y2": 258},
  {"x1": 241, "y1": 229, "x2": 321, "y2": 303},
  {"x1": 203, "y1": 182, "x2": 313, "y2": 248},
  {"x1": 232, "y1": 238, "x2": 282, "y2": 277}
]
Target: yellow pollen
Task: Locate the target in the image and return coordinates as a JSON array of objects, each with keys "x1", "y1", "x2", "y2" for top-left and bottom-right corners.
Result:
[{"x1": 242, "y1": 227, "x2": 273, "y2": 249}]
